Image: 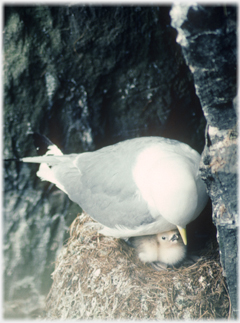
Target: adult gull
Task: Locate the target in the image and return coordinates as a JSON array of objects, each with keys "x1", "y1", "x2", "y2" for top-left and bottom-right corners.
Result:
[{"x1": 22, "y1": 134, "x2": 209, "y2": 247}]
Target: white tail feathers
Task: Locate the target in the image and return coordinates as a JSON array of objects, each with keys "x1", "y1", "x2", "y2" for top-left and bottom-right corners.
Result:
[
  {"x1": 21, "y1": 143, "x2": 65, "y2": 164},
  {"x1": 21, "y1": 143, "x2": 69, "y2": 193}
]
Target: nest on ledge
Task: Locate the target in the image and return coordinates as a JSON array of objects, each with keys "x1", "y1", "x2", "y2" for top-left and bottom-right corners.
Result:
[{"x1": 44, "y1": 212, "x2": 230, "y2": 320}]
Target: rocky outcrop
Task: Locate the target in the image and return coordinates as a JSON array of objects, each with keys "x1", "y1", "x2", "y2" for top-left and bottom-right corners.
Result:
[{"x1": 170, "y1": 4, "x2": 238, "y2": 318}]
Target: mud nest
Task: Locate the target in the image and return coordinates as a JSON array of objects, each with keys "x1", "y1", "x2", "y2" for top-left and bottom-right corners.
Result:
[{"x1": 45, "y1": 212, "x2": 230, "y2": 320}]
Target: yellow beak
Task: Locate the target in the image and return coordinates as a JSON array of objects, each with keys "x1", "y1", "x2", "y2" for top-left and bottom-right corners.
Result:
[{"x1": 177, "y1": 226, "x2": 187, "y2": 245}]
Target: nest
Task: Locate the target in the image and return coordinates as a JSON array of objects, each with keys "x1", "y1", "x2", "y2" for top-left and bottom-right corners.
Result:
[{"x1": 45, "y1": 212, "x2": 230, "y2": 320}]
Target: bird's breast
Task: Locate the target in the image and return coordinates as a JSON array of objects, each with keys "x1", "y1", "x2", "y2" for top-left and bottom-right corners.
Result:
[{"x1": 132, "y1": 145, "x2": 199, "y2": 227}]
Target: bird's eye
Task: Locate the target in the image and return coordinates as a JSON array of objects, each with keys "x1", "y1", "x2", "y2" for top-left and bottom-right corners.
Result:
[{"x1": 161, "y1": 236, "x2": 166, "y2": 240}]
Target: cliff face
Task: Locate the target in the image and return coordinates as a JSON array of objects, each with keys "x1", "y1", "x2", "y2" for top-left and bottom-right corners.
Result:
[
  {"x1": 171, "y1": 4, "x2": 238, "y2": 317},
  {"x1": 3, "y1": 4, "x2": 236, "y2": 319}
]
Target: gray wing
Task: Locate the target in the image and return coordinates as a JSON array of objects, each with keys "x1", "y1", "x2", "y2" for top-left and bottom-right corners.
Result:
[
  {"x1": 24, "y1": 136, "x2": 201, "y2": 231},
  {"x1": 51, "y1": 142, "x2": 156, "y2": 229}
]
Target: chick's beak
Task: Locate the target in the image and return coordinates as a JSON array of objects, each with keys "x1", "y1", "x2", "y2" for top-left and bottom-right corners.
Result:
[
  {"x1": 170, "y1": 233, "x2": 179, "y2": 242},
  {"x1": 177, "y1": 226, "x2": 187, "y2": 245}
]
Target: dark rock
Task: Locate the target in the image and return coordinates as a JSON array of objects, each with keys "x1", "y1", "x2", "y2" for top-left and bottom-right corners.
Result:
[
  {"x1": 4, "y1": 5, "x2": 209, "y2": 318},
  {"x1": 170, "y1": 3, "x2": 238, "y2": 318}
]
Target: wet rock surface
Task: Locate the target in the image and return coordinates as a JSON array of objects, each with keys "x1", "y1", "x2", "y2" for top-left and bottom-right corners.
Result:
[{"x1": 171, "y1": 3, "x2": 237, "y2": 318}]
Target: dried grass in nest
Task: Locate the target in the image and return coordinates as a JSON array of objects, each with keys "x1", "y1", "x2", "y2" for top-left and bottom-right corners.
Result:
[{"x1": 45, "y1": 212, "x2": 230, "y2": 320}]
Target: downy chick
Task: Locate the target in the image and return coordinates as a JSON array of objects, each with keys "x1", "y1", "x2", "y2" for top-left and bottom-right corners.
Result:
[{"x1": 129, "y1": 230, "x2": 187, "y2": 270}]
